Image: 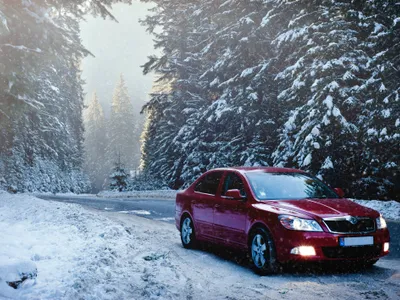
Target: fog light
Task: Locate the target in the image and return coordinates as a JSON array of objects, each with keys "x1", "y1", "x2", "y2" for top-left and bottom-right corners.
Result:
[
  {"x1": 290, "y1": 246, "x2": 316, "y2": 256},
  {"x1": 383, "y1": 242, "x2": 389, "y2": 252}
]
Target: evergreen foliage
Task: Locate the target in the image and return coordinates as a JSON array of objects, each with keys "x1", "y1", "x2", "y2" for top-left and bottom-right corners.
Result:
[
  {"x1": 106, "y1": 74, "x2": 140, "y2": 174},
  {"x1": 83, "y1": 92, "x2": 108, "y2": 192},
  {"x1": 84, "y1": 76, "x2": 142, "y2": 192},
  {"x1": 109, "y1": 154, "x2": 129, "y2": 192},
  {"x1": 0, "y1": 0, "x2": 131, "y2": 193},
  {"x1": 140, "y1": 0, "x2": 400, "y2": 200}
]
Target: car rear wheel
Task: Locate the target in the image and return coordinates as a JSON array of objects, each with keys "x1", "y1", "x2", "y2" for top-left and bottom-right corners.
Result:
[
  {"x1": 181, "y1": 216, "x2": 196, "y2": 249},
  {"x1": 249, "y1": 227, "x2": 279, "y2": 275}
]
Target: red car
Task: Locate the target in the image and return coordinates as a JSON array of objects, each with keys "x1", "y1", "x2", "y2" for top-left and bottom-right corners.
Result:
[{"x1": 175, "y1": 167, "x2": 390, "y2": 274}]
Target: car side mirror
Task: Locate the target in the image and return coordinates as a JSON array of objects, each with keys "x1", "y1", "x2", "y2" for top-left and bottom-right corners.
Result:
[
  {"x1": 334, "y1": 188, "x2": 345, "y2": 198},
  {"x1": 225, "y1": 189, "x2": 246, "y2": 201}
]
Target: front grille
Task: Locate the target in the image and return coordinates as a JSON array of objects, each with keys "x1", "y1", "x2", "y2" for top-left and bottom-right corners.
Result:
[
  {"x1": 323, "y1": 218, "x2": 375, "y2": 233},
  {"x1": 322, "y1": 244, "x2": 382, "y2": 259}
]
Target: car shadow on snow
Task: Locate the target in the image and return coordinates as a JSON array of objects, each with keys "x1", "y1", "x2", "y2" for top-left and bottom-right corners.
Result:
[{"x1": 191, "y1": 242, "x2": 392, "y2": 277}]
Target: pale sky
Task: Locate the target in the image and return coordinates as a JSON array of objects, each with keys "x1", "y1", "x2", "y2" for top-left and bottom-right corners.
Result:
[{"x1": 80, "y1": 2, "x2": 156, "y2": 115}]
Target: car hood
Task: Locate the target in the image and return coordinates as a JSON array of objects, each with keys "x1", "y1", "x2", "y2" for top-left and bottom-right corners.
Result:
[{"x1": 255, "y1": 198, "x2": 380, "y2": 220}]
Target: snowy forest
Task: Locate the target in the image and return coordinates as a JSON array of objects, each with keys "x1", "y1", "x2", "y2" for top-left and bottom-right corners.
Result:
[
  {"x1": 83, "y1": 75, "x2": 142, "y2": 192},
  {"x1": 140, "y1": 0, "x2": 400, "y2": 200},
  {"x1": 0, "y1": 0, "x2": 399, "y2": 200},
  {"x1": 0, "y1": 0, "x2": 132, "y2": 193}
]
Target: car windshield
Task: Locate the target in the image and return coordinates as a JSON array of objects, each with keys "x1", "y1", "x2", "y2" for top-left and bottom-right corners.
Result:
[{"x1": 245, "y1": 172, "x2": 338, "y2": 200}]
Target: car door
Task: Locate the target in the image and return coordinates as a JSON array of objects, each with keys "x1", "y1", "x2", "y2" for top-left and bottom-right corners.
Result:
[
  {"x1": 213, "y1": 171, "x2": 248, "y2": 247},
  {"x1": 191, "y1": 171, "x2": 223, "y2": 239}
]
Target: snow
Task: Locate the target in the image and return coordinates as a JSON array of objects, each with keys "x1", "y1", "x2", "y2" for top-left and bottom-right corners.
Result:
[
  {"x1": 0, "y1": 192, "x2": 166, "y2": 299},
  {"x1": 219, "y1": 0, "x2": 233, "y2": 8},
  {"x1": 275, "y1": 27, "x2": 308, "y2": 45},
  {"x1": 119, "y1": 210, "x2": 151, "y2": 215},
  {"x1": 3, "y1": 44, "x2": 42, "y2": 53},
  {"x1": 210, "y1": 77, "x2": 219, "y2": 87},
  {"x1": 240, "y1": 17, "x2": 255, "y2": 25},
  {"x1": 240, "y1": 67, "x2": 254, "y2": 78},
  {"x1": 97, "y1": 190, "x2": 178, "y2": 200},
  {"x1": 381, "y1": 109, "x2": 391, "y2": 118},
  {"x1": 0, "y1": 10, "x2": 9, "y2": 32},
  {"x1": 311, "y1": 127, "x2": 320, "y2": 136},
  {"x1": 248, "y1": 92, "x2": 258, "y2": 101},
  {"x1": 343, "y1": 71, "x2": 354, "y2": 80},
  {"x1": 373, "y1": 23, "x2": 384, "y2": 34},
  {"x1": 321, "y1": 156, "x2": 333, "y2": 169},
  {"x1": 323, "y1": 95, "x2": 333, "y2": 110},
  {"x1": 327, "y1": 81, "x2": 339, "y2": 91},
  {"x1": 302, "y1": 153, "x2": 312, "y2": 166},
  {"x1": 332, "y1": 107, "x2": 341, "y2": 117},
  {"x1": 0, "y1": 258, "x2": 37, "y2": 283},
  {"x1": 1, "y1": 192, "x2": 400, "y2": 299},
  {"x1": 367, "y1": 128, "x2": 378, "y2": 136},
  {"x1": 352, "y1": 200, "x2": 400, "y2": 221}
]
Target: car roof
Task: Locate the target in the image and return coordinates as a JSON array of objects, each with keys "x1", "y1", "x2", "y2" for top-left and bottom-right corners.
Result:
[{"x1": 209, "y1": 167, "x2": 306, "y2": 174}]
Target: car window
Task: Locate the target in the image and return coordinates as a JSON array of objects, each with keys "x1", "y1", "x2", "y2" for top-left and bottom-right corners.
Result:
[
  {"x1": 245, "y1": 172, "x2": 338, "y2": 200},
  {"x1": 221, "y1": 172, "x2": 246, "y2": 198},
  {"x1": 194, "y1": 171, "x2": 223, "y2": 195}
]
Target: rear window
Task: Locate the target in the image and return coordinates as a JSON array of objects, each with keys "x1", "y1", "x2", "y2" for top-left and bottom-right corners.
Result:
[{"x1": 194, "y1": 172, "x2": 223, "y2": 195}]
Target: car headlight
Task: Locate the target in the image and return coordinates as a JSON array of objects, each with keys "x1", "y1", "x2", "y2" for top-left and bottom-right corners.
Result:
[
  {"x1": 279, "y1": 215, "x2": 323, "y2": 232},
  {"x1": 376, "y1": 215, "x2": 387, "y2": 229}
]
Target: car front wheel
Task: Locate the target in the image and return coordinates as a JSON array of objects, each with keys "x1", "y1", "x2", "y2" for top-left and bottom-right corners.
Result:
[
  {"x1": 249, "y1": 227, "x2": 279, "y2": 275},
  {"x1": 181, "y1": 216, "x2": 196, "y2": 249}
]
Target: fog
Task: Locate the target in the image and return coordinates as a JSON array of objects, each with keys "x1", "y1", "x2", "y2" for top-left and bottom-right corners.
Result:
[{"x1": 80, "y1": 2, "x2": 156, "y2": 115}]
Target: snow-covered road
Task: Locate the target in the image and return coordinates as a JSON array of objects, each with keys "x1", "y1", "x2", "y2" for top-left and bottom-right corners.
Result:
[{"x1": 1, "y1": 192, "x2": 400, "y2": 299}]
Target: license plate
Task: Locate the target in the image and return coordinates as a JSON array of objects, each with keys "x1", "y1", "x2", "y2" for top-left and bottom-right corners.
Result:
[{"x1": 339, "y1": 236, "x2": 374, "y2": 247}]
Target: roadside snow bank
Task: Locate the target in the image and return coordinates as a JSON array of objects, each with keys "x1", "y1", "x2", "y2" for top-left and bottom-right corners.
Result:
[
  {"x1": 0, "y1": 258, "x2": 37, "y2": 284},
  {"x1": 352, "y1": 200, "x2": 400, "y2": 221},
  {"x1": 97, "y1": 190, "x2": 178, "y2": 200},
  {"x1": 0, "y1": 191, "x2": 139, "y2": 299},
  {"x1": 33, "y1": 192, "x2": 95, "y2": 197}
]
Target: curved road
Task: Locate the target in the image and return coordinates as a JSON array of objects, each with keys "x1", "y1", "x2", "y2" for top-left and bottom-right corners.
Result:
[{"x1": 37, "y1": 194, "x2": 400, "y2": 260}]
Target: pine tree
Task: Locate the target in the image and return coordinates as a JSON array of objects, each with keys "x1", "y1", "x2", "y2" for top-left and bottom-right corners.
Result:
[
  {"x1": 271, "y1": 1, "x2": 400, "y2": 199},
  {"x1": 353, "y1": 0, "x2": 400, "y2": 198},
  {"x1": 106, "y1": 74, "x2": 138, "y2": 174},
  {"x1": 109, "y1": 153, "x2": 129, "y2": 192},
  {"x1": 83, "y1": 92, "x2": 108, "y2": 192},
  {"x1": 270, "y1": 1, "x2": 366, "y2": 187}
]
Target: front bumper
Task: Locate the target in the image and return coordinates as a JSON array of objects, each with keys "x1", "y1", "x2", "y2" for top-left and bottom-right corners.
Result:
[{"x1": 275, "y1": 228, "x2": 390, "y2": 263}]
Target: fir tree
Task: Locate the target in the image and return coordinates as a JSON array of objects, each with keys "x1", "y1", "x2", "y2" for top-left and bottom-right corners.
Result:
[
  {"x1": 105, "y1": 74, "x2": 138, "y2": 174},
  {"x1": 109, "y1": 153, "x2": 129, "y2": 192},
  {"x1": 83, "y1": 92, "x2": 108, "y2": 192}
]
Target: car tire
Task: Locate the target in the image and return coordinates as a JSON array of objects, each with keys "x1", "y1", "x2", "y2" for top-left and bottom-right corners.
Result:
[
  {"x1": 180, "y1": 215, "x2": 196, "y2": 249},
  {"x1": 249, "y1": 227, "x2": 279, "y2": 275}
]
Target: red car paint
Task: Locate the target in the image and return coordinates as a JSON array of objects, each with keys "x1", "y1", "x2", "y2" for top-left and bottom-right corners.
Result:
[{"x1": 175, "y1": 167, "x2": 390, "y2": 263}]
